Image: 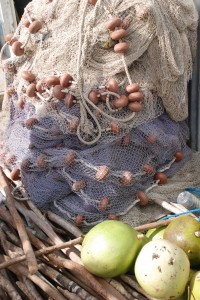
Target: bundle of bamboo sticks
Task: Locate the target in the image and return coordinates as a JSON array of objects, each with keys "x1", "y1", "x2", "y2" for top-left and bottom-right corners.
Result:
[{"x1": 0, "y1": 167, "x2": 190, "y2": 300}]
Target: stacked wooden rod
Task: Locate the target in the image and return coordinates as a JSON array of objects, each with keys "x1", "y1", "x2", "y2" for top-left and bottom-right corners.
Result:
[{"x1": 0, "y1": 167, "x2": 190, "y2": 300}]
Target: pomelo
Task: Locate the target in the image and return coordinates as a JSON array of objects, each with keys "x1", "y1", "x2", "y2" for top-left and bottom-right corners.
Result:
[
  {"x1": 164, "y1": 215, "x2": 200, "y2": 266},
  {"x1": 146, "y1": 226, "x2": 166, "y2": 241},
  {"x1": 81, "y1": 220, "x2": 146, "y2": 278},
  {"x1": 189, "y1": 271, "x2": 200, "y2": 300},
  {"x1": 134, "y1": 239, "x2": 190, "y2": 299}
]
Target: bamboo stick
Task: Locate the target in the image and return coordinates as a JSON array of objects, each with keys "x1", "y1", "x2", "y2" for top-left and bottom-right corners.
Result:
[
  {"x1": 1, "y1": 268, "x2": 25, "y2": 300},
  {"x1": 0, "y1": 203, "x2": 58, "y2": 254},
  {"x1": 1, "y1": 269, "x2": 29, "y2": 300},
  {"x1": 0, "y1": 287, "x2": 10, "y2": 300},
  {"x1": 1, "y1": 262, "x2": 35, "y2": 300},
  {"x1": 57, "y1": 286, "x2": 82, "y2": 300},
  {"x1": 0, "y1": 237, "x2": 83, "y2": 270},
  {"x1": 0, "y1": 218, "x2": 16, "y2": 233},
  {"x1": 10, "y1": 184, "x2": 68, "y2": 237},
  {"x1": 120, "y1": 276, "x2": 156, "y2": 300},
  {"x1": 37, "y1": 270, "x2": 60, "y2": 289},
  {"x1": 0, "y1": 255, "x2": 28, "y2": 277},
  {"x1": 16, "y1": 281, "x2": 36, "y2": 300},
  {"x1": 51, "y1": 226, "x2": 69, "y2": 236},
  {"x1": 0, "y1": 168, "x2": 38, "y2": 274},
  {"x1": 47, "y1": 211, "x2": 83, "y2": 238},
  {"x1": 70, "y1": 269, "x2": 128, "y2": 300},
  {"x1": 0, "y1": 221, "x2": 21, "y2": 246},
  {"x1": 38, "y1": 263, "x2": 96, "y2": 300},
  {"x1": 60, "y1": 268, "x2": 103, "y2": 300},
  {"x1": 15, "y1": 201, "x2": 63, "y2": 245},
  {"x1": 45, "y1": 253, "x2": 109, "y2": 300},
  {"x1": 15, "y1": 201, "x2": 82, "y2": 263},
  {"x1": 134, "y1": 218, "x2": 173, "y2": 232},
  {"x1": 27, "y1": 200, "x2": 67, "y2": 235},
  {"x1": 16, "y1": 201, "x2": 82, "y2": 257},
  {"x1": 4, "y1": 260, "x2": 67, "y2": 300},
  {"x1": 22, "y1": 277, "x2": 43, "y2": 300},
  {"x1": 27, "y1": 199, "x2": 48, "y2": 223},
  {"x1": 66, "y1": 266, "x2": 127, "y2": 300},
  {"x1": 29, "y1": 226, "x2": 54, "y2": 246},
  {"x1": 97, "y1": 278, "x2": 127, "y2": 300},
  {"x1": 11, "y1": 182, "x2": 61, "y2": 236},
  {"x1": 153, "y1": 198, "x2": 182, "y2": 214},
  {"x1": 28, "y1": 274, "x2": 67, "y2": 300},
  {"x1": 0, "y1": 273, "x2": 22, "y2": 300},
  {"x1": 106, "y1": 278, "x2": 135, "y2": 300},
  {"x1": 119, "y1": 281, "x2": 148, "y2": 300},
  {"x1": 0, "y1": 236, "x2": 23, "y2": 259},
  {"x1": 0, "y1": 206, "x2": 16, "y2": 227}
]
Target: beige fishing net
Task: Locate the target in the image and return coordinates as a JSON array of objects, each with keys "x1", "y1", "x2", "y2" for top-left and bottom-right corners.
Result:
[{"x1": 0, "y1": 0, "x2": 199, "y2": 228}]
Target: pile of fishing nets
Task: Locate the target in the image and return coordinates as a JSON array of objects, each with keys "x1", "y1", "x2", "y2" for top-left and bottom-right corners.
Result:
[{"x1": 0, "y1": 0, "x2": 198, "y2": 227}]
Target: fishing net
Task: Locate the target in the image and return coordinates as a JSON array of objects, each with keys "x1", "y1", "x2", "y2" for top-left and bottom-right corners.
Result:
[{"x1": 0, "y1": 0, "x2": 198, "y2": 228}]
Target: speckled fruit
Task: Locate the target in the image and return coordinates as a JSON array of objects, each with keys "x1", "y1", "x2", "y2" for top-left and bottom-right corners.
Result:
[{"x1": 135, "y1": 239, "x2": 190, "y2": 299}]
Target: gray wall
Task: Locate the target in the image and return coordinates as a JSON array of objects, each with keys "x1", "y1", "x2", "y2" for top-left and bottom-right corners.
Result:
[{"x1": 189, "y1": 0, "x2": 200, "y2": 150}]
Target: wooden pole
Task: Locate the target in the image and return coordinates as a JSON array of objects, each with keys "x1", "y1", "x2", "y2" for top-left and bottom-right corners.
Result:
[
  {"x1": 0, "y1": 237, "x2": 83, "y2": 270},
  {"x1": 0, "y1": 167, "x2": 38, "y2": 274}
]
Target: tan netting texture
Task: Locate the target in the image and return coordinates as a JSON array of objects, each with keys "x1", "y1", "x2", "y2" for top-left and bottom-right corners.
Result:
[
  {"x1": 0, "y1": 0, "x2": 198, "y2": 228},
  {"x1": 120, "y1": 152, "x2": 200, "y2": 227}
]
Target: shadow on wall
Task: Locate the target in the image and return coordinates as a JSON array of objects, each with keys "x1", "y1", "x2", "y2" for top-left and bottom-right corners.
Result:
[
  {"x1": 188, "y1": 0, "x2": 200, "y2": 150},
  {"x1": 14, "y1": 0, "x2": 31, "y2": 19},
  {"x1": 0, "y1": 20, "x2": 4, "y2": 48}
]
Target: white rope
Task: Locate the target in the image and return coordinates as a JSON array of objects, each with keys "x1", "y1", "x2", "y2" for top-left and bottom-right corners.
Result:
[
  {"x1": 146, "y1": 180, "x2": 160, "y2": 193},
  {"x1": 106, "y1": 96, "x2": 119, "y2": 113},
  {"x1": 76, "y1": 0, "x2": 89, "y2": 84},
  {"x1": 24, "y1": 7, "x2": 33, "y2": 24},
  {"x1": 122, "y1": 54, "x2": 132, "y2": 85},
  {"x1": 21, "y1": 33, "x2": 31, "y2": 49},
  {"x1": 84, "y1": 94, "x2": 136, "y2": 123},
  {"x1": 158, "y1": 157, "x2": 176, "y2": 173}
]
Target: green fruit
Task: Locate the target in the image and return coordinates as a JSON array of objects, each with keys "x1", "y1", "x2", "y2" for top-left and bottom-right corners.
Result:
[
  {"x1": 146, "y1": 226, "x2": 167, "y2": 241},
  {"x1": 164, "y1": 215, "x2": 200, "y2": 266},
  {"x1": 176, "y1": 270, "x2": 196, "y2": 300},
  {"x1": 189, "y1": 271, "x2": 200, "y2": 300},
  {"x1": 134, "y1": 239, "x2": 190, "y2": 299},
  {"x1": 189, "y1": 269, "x2": 196, "y2": 281},
  {"x1": 81, "y1": 220, "x2": 145, "y2": 278}
]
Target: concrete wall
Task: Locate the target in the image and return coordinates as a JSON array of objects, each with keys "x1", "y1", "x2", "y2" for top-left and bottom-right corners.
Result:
[
  {"x1": 189, "y1": 0, "x2": 200, "y2": 150},
  {"x1": 0, "y1": 0, "x2": 17, "y2": 103},
  {"x1": 0, "y1": 0, "x2": 17, "y2": 41}
]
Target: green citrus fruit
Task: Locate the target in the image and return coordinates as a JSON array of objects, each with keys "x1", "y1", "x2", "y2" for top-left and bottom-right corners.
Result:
[{"x1": 81, "y1": 220, "x2": 146, "y2": 278}]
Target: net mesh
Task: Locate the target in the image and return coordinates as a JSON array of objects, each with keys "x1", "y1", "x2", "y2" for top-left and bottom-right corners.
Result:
[{"x1": 0, "y1": 0, "x2": 198, "y2": 228}]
